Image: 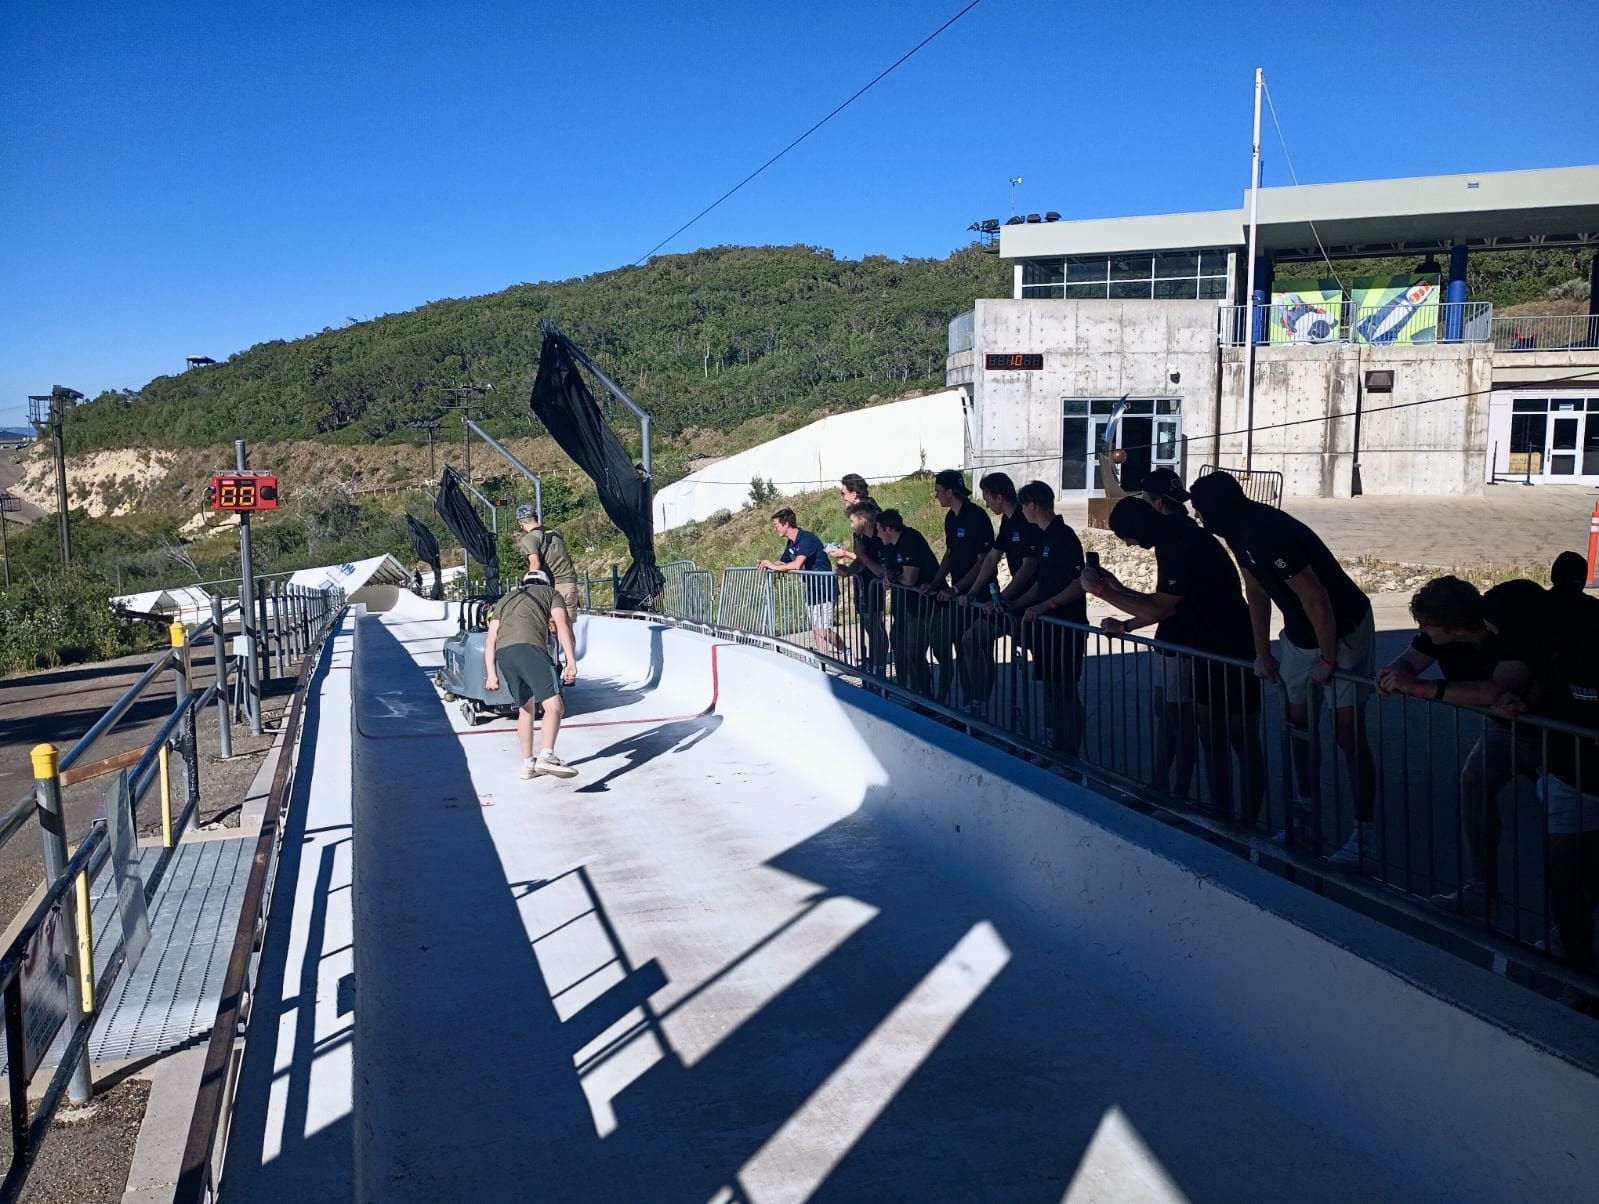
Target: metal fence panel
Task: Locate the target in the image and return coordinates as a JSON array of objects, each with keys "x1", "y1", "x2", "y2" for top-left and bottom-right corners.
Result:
[{"x1": 1196, "y1": 464, "x2": 1283, "y2": 508}]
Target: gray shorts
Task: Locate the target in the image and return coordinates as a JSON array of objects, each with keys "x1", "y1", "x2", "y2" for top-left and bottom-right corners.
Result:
[
  {"x1": 1279, "y1": 608, "x2": 1375, "y2": 709},
  {"x1": 496, "y1": 643, "x2": 560, "y2": 707},
  {"x1": 1540, "y1": 774, "x2": 1599, "y2": 836},
  {"x1": 808, "y1": 601, "x2": 835, "y2": 630}
]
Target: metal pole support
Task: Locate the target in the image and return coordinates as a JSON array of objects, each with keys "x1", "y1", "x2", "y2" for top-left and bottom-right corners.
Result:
[
  {"x1": 30, "y1": 744, "x2": 92, "y2": 1104},
  {"x1": 236, "y1": 442, "x2": 263, "y2": 736},
  {"x1": 210, "y1": 596, "x2": 233, "y2": 758}
]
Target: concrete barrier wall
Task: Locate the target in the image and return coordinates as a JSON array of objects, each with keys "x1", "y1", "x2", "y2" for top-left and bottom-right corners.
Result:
[
  {"x1": 651, "y1": 391, "x2": 965, "y2": 531},
  {"x1": 573, "y1": 615, "x2": 1599, "y2": 1201}
]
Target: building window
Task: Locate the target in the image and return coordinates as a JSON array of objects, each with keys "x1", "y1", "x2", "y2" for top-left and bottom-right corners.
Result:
[{"x1": 1021, "y1": 249, "x2": 1231, "y2": 300}]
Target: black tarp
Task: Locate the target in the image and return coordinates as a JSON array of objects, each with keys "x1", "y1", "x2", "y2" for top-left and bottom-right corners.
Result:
[
  {"x1": 405, "y1": 513, "x2": 444, "y2": 600},
  {"x1": 530, "y1": 330, "x2": 663, "y2": 609},
  {"x1": 433, "y1": 467, "x2": 501, "y2": 597}
]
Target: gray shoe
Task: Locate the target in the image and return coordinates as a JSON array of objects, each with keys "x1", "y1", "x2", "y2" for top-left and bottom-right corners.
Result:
[
  {"x1": 534, "y1": 752, "x2": 578, "y2": 780},
  {"x1": 1428, "y1": 881, "x2": 1492, "y2": 917},
  {"x1": 1328, "y1": 822, "x2": 1376, "y2": 868}
]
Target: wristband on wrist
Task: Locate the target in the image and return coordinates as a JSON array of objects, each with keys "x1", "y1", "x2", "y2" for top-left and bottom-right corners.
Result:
[
  {"x1": 1046, "y1": 598, "x2": 1059, "y2": 611},
  {"x1": 1408, "y1": 679, "x2": 1428, "y2": 700},
  {"x1": 1317, "y1": 655, "x2": 1336, "y2": 669}
]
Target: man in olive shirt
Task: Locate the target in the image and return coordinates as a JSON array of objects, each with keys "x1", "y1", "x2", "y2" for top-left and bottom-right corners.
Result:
[
  {"x1": 515, "y1": 504, "x2": 580, "y2": 612},
  {"x1": 485, "y1": 565, "x2": 580, "y2": 780}
]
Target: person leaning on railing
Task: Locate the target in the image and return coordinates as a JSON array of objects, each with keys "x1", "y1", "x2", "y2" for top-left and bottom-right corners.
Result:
[
  {"x1": 953, "y1": 472, "x2": 1041, "y2": 720},
  {"x1": 1378, "y1": 575, "x2": 1547, "y2": 916},
  {"x1": 1009, "y1": 481, "x2": 1088, "y2": 757},
  {"x1": 1084, "y1": 496, "x2": 1266, "y2": 827},
  {"x1": 759, "y1": 507, "x2": 845, "y2": 659},
  {"x1": 835, "y1": 475, "x2": 890, "y2": 674},
  {"x1": 875, "y1": 508, "x2": 940, "y2": 697},
  {"x1": 928, "y1": 469, "x2": 994, "y2": 705}
]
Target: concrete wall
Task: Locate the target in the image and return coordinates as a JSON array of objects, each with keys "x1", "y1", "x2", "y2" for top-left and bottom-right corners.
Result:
[
  {"x1": 953, "y1": 298, "x2": 1220, "y2": 495},
  {"x1": 651, "y1": 391, "x2": 965, "y2": 531},
  {"x1": 564, "y1": 616, "x2": 1599, "y2": 1202},
  {"x1": 1215, "y1": 342, "x2": 1493, "y2": 497}
]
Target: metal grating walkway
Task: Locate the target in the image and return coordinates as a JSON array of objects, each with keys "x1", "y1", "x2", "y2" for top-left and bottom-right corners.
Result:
[{"x1": 3, "y1": 835, "x2": 256, "y2": 1072}]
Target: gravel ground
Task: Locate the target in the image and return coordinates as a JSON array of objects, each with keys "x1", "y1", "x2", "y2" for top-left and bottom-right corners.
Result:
[{"x1": 0, "y1": 1077, "x2": 151, "y2": 1204}]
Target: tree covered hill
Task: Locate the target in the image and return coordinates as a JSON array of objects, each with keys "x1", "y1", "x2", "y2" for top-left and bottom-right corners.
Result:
[{"x1": 64, "y1": 244, "x2": 1011, "y2": 455}]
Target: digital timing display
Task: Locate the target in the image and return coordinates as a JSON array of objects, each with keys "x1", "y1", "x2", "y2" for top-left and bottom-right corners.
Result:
[
  {"x1": 984, "y1": 353, "x2": 1044, "y2": 371},
  {"x1": 209, "y1": 472, "x2": 280, "y2": 512}
]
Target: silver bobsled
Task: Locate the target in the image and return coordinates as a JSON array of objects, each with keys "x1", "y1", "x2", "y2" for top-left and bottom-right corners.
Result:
[{"x1": 434, "y1": 596, "x2": 532, "y2": 726}]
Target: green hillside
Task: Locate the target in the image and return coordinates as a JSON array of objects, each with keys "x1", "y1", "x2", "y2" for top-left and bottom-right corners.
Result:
[{"x1": 63, "y1": 244, "x2": 1011, "y2": 456}]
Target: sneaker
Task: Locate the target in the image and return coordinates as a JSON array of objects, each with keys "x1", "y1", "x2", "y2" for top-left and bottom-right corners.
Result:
[
  {"x1": 1428, "y1": 881, "x2": 1492, "y2": 917},
  {"x1": 1328, "y1": 822, "x2": 1376, "y2": 868},
  {"x1": 1269, "y1": 806, "x2": 1312, "y2": 848},
  {"x1": 519, "y1": 759, "x2": 538, "y2": 780},
  {"x1": 534, "y1": 751, "x2": 578, "y2": 780},
  {"x1": 960, "y1": 701, "x2": 986, "y2": 718}
]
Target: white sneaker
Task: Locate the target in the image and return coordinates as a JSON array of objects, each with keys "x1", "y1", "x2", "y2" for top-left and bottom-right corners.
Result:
[
  {"x1": 1328, "y1": 822, "x2": 1376, "y2": 868},
  {"x1": 519, "y1": 759, "x2": 538, "y2": 780},
  {"x1": 534, "y1": 751, "x2": 578, "y2": 780},
  {"x1": 1428, "y1": 881, "x2": 1493, "y2": 917}
]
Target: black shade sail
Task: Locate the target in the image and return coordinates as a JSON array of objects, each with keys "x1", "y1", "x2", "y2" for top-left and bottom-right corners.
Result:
[
  {"x1": 530, "y1": 329, "x2": 663, "y2": 609},
  {"x1": 434, "y1": 467, "x2": 501, "y2": 597},
  {"x1": 405, "y1": 513, "x2": 444, "y2": 600}
]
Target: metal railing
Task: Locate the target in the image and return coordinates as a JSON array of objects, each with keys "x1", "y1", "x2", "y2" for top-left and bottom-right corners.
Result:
[
  {"x1": 645, "y1": 567, "x2": 1599, "y2": 999},
  {"x1": 1490, "y1": 314, "x2": 1599, "y2": 353},
  {"x1": 1219, "y1": 300, "x2": 1494, "y2": 347},
  {"x1": 0, "y1": 587, "x2": 343, "y2": 1202},
  {"x1": 1196, "y1": 464, "x2": 1284, "y2": 509}
]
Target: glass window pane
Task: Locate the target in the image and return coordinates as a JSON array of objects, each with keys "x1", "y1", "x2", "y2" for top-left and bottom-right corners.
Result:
[
  {"x1": 1553, "y1": 398, "x2": 1582, "y2": 411},
  {"x1": 1109, "y1": 254, "x2": 1152, "y2": 280},
  {"x1": 1551, "y1": 454, "x2": 1576, "y2": 475},
  {"x1": 1153, "y1": 252, "x2": 1199, "y2": 277},
  {"x1": 1154, "y1": 278, "x2": 1199, "y2": 299},
  {"x1": 1583, "y1": 415, "x2": 1599, "y2": 474},
  {"x1": 1157, "y1": 399, "x2": 1179, "y2": 414},
  {"x1": 1023, "y1": 284, "x2": 1065, "y2": 299},
  {"x1": 1198, "y1": 276, "x2": 1230, "y2": 299},
  {"x1": 1022, "y1": 258, "x2": 1065, "y2": 287},
  {"x1": 1063, "y1": 399, "x2": 1089, "y2": 416},
  {"x1": 1109, "y1": 279, "x2": 1152, "y2": 299},
  {"x1": 1091, "y1": 399, "x2": 1117, "y2": 414},
  {"x1": 1512, "y1": 398, "x2": 1549, "y2": 412},
  {"x1": 1061, "y1": 418, "x2": 1088, "y2": 490},
  {"x1": 1554, "y1": 418, "x2": 1579, "y2": 449},
  {"x1": 1587, "y1": 398, "x2": 1599, "y2": 410},
  {"x1": 1198, "y1": 250, "x2": 1231, "y2": 276},
  {"x1": 1066, "y1": 256, "x2": 1110, "y2": 283},
  {"x1": 1062, "y1": 282, "x2": 1107, "y2": 299}
]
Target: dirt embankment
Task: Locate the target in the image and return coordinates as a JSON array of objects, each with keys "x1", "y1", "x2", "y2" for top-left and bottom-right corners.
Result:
[{"x1": 9, "y1": 448, "x2": 175, "y2": 518}]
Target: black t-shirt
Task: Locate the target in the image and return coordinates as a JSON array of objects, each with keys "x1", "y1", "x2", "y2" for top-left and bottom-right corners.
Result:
[
  {"x1": 1411, "y1": 579, "x2": 1548, "y2": 682},
  {"x1": 1222, "y1": 504, "x2": 1370, "y2": 649},
  {"x1": 1153, "y1": 521, "x2": 1252, "y2": 658},
  {"x1": 942, "y1": 501, "x2": 994, "y2": 590},
  {"x1": 1538, "y1": 631, "x2": 1599, "y2": 786},
  {"x1": 1033, "y1": 516, "x2": 1087, "y2": 625},
  {"x1": 995, "y1": 509, "x2": 1041, "y2": 578},
  {"x1": 886, "y1": 527, "x2": 940, "y2": 588}
]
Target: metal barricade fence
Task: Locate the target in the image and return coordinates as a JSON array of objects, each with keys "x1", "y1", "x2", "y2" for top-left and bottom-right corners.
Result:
[
  {"x1": 703, "y1": 573, "x2": 1598, "y2": 988},
  {"x1": 679, "y1": 569, "x2": 715, "y2": 625},
  {"x1": 1196, "y1": 464, "x2": 1284, "y2": 508}
]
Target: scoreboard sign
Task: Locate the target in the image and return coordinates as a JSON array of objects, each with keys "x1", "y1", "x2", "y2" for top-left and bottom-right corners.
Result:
[
  {"x1": 984, "y1": 353, "x2": 1044, "y2": 371},
  {"x1": 209, "y1": 471, "x2": 280, "y2": 512}
]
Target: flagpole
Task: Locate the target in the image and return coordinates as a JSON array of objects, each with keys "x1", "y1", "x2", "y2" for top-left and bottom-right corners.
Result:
[{"x1": 1242, "y1": 67, "x2": 1264, "y2": 472}]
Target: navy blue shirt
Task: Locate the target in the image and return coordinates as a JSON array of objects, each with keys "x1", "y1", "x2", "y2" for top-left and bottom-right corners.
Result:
[{"x1": 782, "y1": 528, "x2": 836, "y2": 604}]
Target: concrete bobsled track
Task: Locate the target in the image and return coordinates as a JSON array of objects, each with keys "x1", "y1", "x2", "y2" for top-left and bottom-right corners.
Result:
[{"x1": 223, "y1": 592, "x2": 1599, "y2": 1204}]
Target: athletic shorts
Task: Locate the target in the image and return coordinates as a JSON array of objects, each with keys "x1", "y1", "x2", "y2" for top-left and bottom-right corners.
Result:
[
  {"x1": 808, "y1": 601, "x2": 835, "y2": 629},
  {"x1": 1278, "y1": 609, "x2": 1375, "y2": 708},
  {"x1": 496, "y1": 643, "x2": 561, "y2": 707},
  {"x1": 1540, "y1": 773, "x2": 1599, "y2": 836},
  {"x1": 1156, "y1": 651, "x2": 1192, "y2": 703},
  {"x1": 556, "y1": 581, "x2": 580, "y2": 612}
]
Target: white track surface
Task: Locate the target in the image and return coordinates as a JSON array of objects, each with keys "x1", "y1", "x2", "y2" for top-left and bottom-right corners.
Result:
[{"x1": 221, "y1": 593, "x2": 1599, "y2": 1204}]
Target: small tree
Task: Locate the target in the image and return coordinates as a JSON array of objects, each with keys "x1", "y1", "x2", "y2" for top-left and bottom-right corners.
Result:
[{"x1": 748, "y1": 475, "x2": 777, "y2": 508}]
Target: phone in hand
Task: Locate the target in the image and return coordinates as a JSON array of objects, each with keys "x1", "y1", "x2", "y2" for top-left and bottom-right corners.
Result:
[{"x1": 1085, "y1": 551, "x2": 1100, "y2": 569}]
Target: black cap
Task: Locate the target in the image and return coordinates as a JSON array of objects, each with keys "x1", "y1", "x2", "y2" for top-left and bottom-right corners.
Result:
[{"x1": 1141, "y1": 467, "x2": 1189, "y2": 504}]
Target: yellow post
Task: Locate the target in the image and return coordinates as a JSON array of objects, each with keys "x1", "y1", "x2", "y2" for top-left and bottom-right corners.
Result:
[
  {"x1": 75, "y1": 869, "x2": 95, "y2": 1013},
  {"x1": 159, "y1": 742, "x2": 174, "y2": 849},
  {"x1": 31, "y1": 742, "x2": 58, "y2": 781},
  {"x1": 169, "y1": 620, "x2": 187, "y2": 649}
]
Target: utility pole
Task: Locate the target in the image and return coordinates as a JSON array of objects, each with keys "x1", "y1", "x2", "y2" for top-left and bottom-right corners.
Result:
[
  {"x1": 27, "y1": 385, "x2": 83, "y2": 568},
  {"x1": 0, "y1": 491, "x2": 18, "y2": 590},
  {"x1": 235, "y1": 440, "x2": 263, "y2": 735},
  {"x1": 407, "y1": 419, "x2": 441, "y2": 479},
  {"x1": 447, "y1": 384, "x2": 492, "y2": 484},
  {"x1": 1242, "y1": 67, "x2": 1264, "y2": 473}
]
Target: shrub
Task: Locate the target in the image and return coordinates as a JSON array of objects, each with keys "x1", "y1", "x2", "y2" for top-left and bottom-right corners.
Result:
[{"x1": 0, "y1": 570, "x2": 151, "y2": 676}]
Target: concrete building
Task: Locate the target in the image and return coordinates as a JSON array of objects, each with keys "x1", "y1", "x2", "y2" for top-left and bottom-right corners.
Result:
[{"x1": 948, "y1": 165, "x2": 1599, "y2": 499}]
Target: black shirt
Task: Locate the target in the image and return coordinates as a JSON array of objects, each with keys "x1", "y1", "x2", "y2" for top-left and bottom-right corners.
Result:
[
  {"x1": 886, "y1": 527, "x2": 940, "y2": 588},
  {"x1": 1033, "y1": 516, "x2": 1087, "y2": 625},
  {"x1": 1412, "y1": 579, "x2": 1548, "y2": 682},
  {"x1": 1221, "y1": 504, "x2": 1370, "y2": 649},
  {"x1": 1538, "y1": 631, "x2": 1599, "y2": 786},
  {"x1": 847, "y1": 525, "x2": 887, "y2": 579},
  {"x1": 994, "y1": 509, "x2": 1041, "y2": 578},
  {"x1": 1153, "y1": 521, "x2": 1252, "y2": 658},
  {"x1": 941, "y1": 501, "x2": 994, "y2": 590}
]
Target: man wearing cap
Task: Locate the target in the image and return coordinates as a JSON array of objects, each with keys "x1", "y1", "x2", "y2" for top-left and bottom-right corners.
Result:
[
  {"x1": 484, "y1": 564, "x2": 580, "y2": 780},
  {"x1": 516, "y1": 504, "x2": 580, "y2": 612},
  {"x1": 1141, "y1": 467, "x2": 1194, "y2": 522}
]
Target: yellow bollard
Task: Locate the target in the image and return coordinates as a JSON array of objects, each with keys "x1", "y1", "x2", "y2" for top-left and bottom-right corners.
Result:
[
  {"x1": 31, "y1": 742, "x2": 58, "y2": 781},
  {"x1": 159, "y1": 742, "x2": 174, "y2": 849},
  {"x1": 169, "y1": 620, "x2": 186, "y2": 649},
  {"x1": 75, "y1": 869, "x2": 95, "y2": 1013}
]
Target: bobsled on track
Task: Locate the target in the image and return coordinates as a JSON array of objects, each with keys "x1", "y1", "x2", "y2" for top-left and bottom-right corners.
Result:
[{"x1": 434, "y1": 595, "x2": 533, "y2": 726}]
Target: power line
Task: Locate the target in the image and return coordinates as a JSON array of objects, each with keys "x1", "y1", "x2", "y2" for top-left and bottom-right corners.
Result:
[
  {"x1": 667, "y1": 369, "x2": 1599, "y2": 486},
  {"x1": 633, "y1": 0, "x2": 987, "y2": 265}
]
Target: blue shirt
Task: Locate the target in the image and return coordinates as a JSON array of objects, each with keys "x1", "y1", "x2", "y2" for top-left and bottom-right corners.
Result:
[{"x1": 782, "y1": 529, "x2": 836, "y2": 604}]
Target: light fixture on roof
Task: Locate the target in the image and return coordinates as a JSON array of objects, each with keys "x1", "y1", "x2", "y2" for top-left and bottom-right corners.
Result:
[
  {"x1": 1044, "y1": 211, "x2": 1061, "y2": 222},
  {"x1": 1004, "y1": 216, "x2": 1025, "y2": 226}
]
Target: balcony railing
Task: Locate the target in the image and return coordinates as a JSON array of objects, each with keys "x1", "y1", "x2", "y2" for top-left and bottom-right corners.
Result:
[
  {"x1": 1218, "y1": 300, "x2": 1493, "y2": 347},
  {"x1": 1489, "y1": 313, "x2": 1599, "y2": 353}
]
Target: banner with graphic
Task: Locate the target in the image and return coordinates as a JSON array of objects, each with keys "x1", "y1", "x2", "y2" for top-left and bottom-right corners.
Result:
[
  {"x1": 1352, "y1": 274, "x2": 1441, "y2": 345},
  {"x1": 1269, "y1": 279, "x2": 1344, "y2": 344}
]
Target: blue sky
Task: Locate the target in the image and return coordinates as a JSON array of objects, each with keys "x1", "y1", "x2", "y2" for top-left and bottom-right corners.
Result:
[{"x1": 3, "y1": 0, "x2": 1596, "y2": 430}]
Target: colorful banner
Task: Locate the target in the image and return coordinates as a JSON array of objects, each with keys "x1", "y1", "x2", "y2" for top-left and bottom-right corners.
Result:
[
  {"x1": 1352, "y1": 274, "x2": 1441, "y2": 345},
  {"x1": 1269, "y1": 279, "x2": 1344, "y2": 344}
]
